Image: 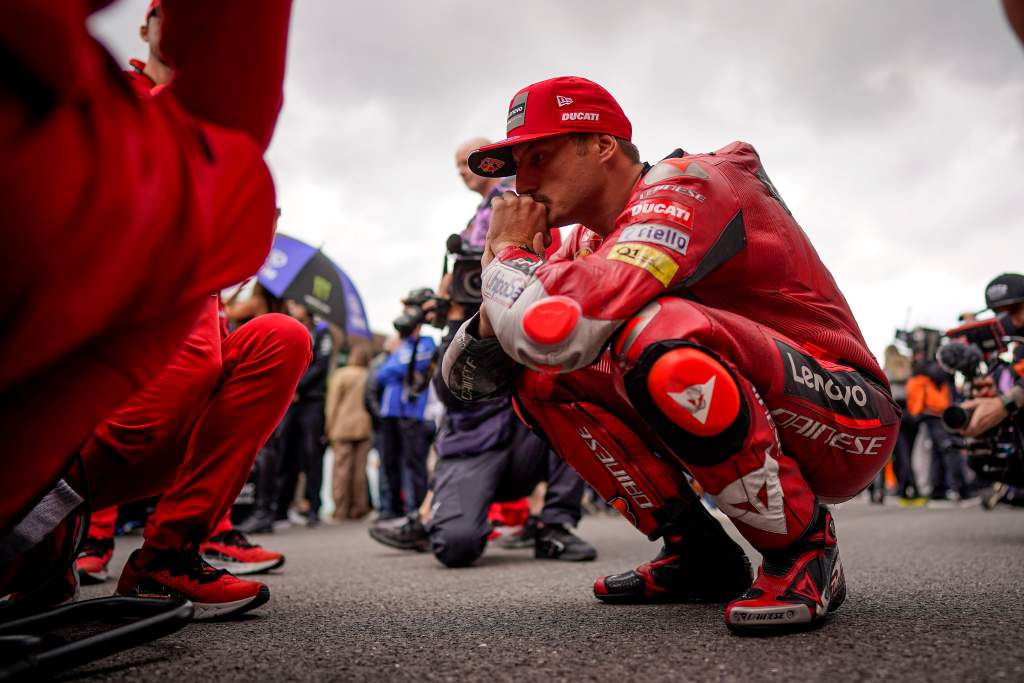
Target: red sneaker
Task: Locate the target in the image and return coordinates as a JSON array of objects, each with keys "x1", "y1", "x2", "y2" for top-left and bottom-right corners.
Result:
[
  {"x1": 75, "y1": 536, "x2": 114, "y2": 584},
  {"x1": 116, "y1": 547, "x2": 269, "y2": 620},
  {"x1": 200, "y1": 529, "x2": 285, "y2": 575},
  {"x1": 725, "y1": 507, "x2": 846, "y2": 634}
]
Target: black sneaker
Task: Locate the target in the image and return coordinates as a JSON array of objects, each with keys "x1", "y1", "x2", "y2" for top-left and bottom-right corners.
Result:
[
  {"x1": 594, "y1": 504, "x2": 752, "y2": 604},
  {"x1": 235, "y1": 509, "x2": 276, "y2": 535},
  {"x1": 534, "y1": 524, "x2": 597, "y2": 562},
  {"x1": 497, "y1": 515, "x2": 539, "y2": 549},
  {"x1": 368, "y1": 514, "x2": 430, "y2": 552}
]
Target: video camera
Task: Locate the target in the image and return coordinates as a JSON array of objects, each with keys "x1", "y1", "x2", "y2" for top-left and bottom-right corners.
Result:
[
  {"x1": 445, "y1": 233, "x2": 484, "y2": 306},
  {"x1": 937, "y1": 316, "x2": 1024, "y2": 490},
  {"x1": 894, "y1": 326, "x2": 942, "y2": 359}
]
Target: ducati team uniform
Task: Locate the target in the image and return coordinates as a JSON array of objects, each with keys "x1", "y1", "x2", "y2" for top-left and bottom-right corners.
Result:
[
  {"x1": 0, "y1": 0, "x2": 293, "y2": 533},
  {"x1": 81, "y1": 297, "x2": 310, "y2": 551},
  {"x1": 80, "y1": 59, "x2": 308, "y2": 557},
  {"x1": 445, "y1": 94, "x2": 900, "y2": 626}
]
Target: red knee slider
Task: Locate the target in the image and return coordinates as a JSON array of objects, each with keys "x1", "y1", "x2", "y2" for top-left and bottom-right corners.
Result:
[
  {"x1": 522, "y1": 296, "x2": 581, "y2": 345},
  {"x1": 647, "y1": 347, "x2": 741, "y2": 437}
]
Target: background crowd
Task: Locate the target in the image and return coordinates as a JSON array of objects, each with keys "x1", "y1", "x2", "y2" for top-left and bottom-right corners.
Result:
[{"x1": 76, "y1": 170, "x2": 1024, "y2": 594}]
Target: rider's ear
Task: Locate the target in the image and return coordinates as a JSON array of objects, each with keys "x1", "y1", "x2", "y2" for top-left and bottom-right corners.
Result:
[{"x1": 595, "y1": 134, "x2": 620, "y2": 165}]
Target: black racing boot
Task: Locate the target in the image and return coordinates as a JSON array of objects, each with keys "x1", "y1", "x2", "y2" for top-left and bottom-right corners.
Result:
[
  {"x1": 725, "y1": 505, "x2": 845, "y2": 635},
  {"x1": 594, "y1": 503, "x2": 751, "y2": 603}
]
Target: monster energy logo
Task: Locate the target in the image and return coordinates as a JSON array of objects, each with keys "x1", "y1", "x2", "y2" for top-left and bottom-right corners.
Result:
[{"x1": 312, "y1": 275, "x2": 333, "y2": 302}]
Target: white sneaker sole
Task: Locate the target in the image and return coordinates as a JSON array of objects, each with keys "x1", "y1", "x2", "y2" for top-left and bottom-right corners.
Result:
[
  {"x1": 77, "y1": 568, "x2": 110, "y2": 584},
  {"x1": 188, "y1": 586, "x2": 271, "y2": 621},
  {"x1": 202, "y1": 557, "x2": 284, "y2": 575}
]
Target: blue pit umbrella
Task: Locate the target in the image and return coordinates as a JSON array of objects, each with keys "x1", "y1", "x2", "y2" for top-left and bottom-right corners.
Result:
[{"x1": 257, "y1": 233, "x2": 371, "y2": 339}]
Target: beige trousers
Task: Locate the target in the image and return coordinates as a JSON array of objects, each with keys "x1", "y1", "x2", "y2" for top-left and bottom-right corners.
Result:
[{"x1": 332, "y1": 438, "x2": 371, "y2": 519}]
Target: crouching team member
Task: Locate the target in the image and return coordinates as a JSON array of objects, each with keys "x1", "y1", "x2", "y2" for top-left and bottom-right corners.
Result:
[
  {"x1": 76, "y1": 0, "x2": 288, "y2": 592},
  {"x1": 1, "y1": 0, "x2": 301, "y2": 622},
  {"x1": 442, "y1": 77, "x2": 899, "y2": 634}
]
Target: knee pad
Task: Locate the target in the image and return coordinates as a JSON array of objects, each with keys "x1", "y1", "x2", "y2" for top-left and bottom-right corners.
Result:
[{"x1": 625, "y1": 341, "x2": 751, "y2": 467}]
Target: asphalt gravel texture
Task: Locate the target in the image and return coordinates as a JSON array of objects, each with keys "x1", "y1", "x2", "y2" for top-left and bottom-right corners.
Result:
[{"x1": 62, "y1": 499, "x2": 1023, "y2": 682}]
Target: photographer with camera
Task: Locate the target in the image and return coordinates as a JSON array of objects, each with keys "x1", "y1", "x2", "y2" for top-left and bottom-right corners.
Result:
[
  {"x1": 368, "y1": 138, "x2": 594, "y2": 566},
  {"x1": 373, "y1": 291, "x2": 439, "y2": 519},
  {"x1": 960, "y1": 274, "x2": 1024, "y2": 437},
  {"x1": 906, "y1": 342, "x2": 970, "y2": 502}
]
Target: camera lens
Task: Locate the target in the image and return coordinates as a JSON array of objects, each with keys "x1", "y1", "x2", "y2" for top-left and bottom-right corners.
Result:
[{"x1": 942, "y1": 405, "x2": 973, "y2": 431}]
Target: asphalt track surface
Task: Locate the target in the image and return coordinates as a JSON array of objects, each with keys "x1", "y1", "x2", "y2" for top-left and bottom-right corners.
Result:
[{"x1": 67, "y1": 500, "x2": 1024, "y2": 682}]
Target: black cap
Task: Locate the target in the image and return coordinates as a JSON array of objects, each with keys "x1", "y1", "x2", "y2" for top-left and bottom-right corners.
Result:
[{"x1": 985, "y1": 273, "x2": 1024, "y2": 310}]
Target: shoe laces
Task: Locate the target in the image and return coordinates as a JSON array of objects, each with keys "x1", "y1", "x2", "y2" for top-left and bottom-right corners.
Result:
[
  {"x1": 162, "y1": 551, "x2": 228, "y2": 584},
  {"x1": 214, "y1": 529, "x2": 257, "y2": 549}
]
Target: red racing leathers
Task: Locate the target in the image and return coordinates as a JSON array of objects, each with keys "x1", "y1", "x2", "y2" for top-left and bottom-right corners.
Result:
[
  {"x1": 0, "y1": 0, "x2": 292, "y2": 531},
  {"x1": 73, "y1": 51, "x2": 309, "y2": 552},
  {"x1": 81, "y1": 299, "x2": 311, "y2": 551},
  {"x1": 442, "y1": 142, "x2": 900, "y2": 551}
]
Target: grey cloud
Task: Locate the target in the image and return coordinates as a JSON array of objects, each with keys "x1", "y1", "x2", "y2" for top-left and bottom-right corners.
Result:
[{"x1": 90, "y1": 0, "x2": 1023, "y2": 355}]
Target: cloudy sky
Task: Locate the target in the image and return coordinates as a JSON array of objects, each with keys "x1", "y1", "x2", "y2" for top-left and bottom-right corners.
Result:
[{"x1": 91, "y1": 1, "x2": 1023, "y2": 358}]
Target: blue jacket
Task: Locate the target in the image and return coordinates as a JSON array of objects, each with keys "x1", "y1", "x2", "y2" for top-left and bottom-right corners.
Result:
[{"x1": 377, "y1": 335, "x2": 437, "y2": 420}]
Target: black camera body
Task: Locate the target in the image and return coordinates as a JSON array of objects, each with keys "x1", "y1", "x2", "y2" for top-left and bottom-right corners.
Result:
[
  {"x1": 392, "y1": 287, "x2": 436, "y2": 338},
  {"x1": 939, "y1": 319, "x2": 1024, "y2": 488},
  {"x1": 894, "y1": 326, "x2": 942, "y2": 359},
  {"x1": 446, "y1": 234, "x2": 484, "y2": 306}
]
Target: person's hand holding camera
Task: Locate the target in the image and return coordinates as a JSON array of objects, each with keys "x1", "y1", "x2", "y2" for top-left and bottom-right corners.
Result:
[{"x1": 962, "y1": 396, "x2": 1009, "y2": 437}]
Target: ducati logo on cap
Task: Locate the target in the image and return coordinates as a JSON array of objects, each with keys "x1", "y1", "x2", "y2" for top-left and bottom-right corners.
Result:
[
  {"x1": 556, "y1": 95, "x2": 574, "y2": 107},
  {"x1": 478, "y1": 157, "x2": 505, "y2": 174}
]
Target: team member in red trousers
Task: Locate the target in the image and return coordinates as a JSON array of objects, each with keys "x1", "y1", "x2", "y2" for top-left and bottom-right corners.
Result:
[
  {"x1": 75, "y1": 1, "x2": 287, "y2": 592},
  {"x1": 0, "y1": 0, "x2": 294, "y2": 611}
]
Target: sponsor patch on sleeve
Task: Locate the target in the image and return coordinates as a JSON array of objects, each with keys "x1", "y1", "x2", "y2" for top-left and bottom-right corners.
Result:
[
  {"x1": 618, "y1": 224, "x2": 689, "y2": 256},
  {"x1": 503, "y1": 256, "x2": 542, "y2": 275},
  {"x1": 623, "y1": 199, "x2": 695, "y2": 230},
  {"x1": 606, "y1": 243, "x2": 679, "y2": 287},
  {"x1": 483, "y1": 262, "x2": 530, "y2": 308}
]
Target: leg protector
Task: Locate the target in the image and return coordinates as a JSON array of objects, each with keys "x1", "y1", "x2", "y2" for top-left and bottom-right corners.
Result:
[
  {"x1": 625, "y1": 341, "x2": 750, "y2": 467},
  {"x1": 625, "y1": 341, "x2": 817, "y2": 551},
  {"x1": 513, "y1": 396, "x2": 706, "y2": 542}
]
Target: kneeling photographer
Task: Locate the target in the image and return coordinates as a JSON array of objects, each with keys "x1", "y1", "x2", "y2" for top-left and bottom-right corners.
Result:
[
  {"x1": 369, "y1": 138, "x2": 593, "y2": 566},
  {"x1": 940, "y1": 273, "x2": 1024, "y2": 505}
]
